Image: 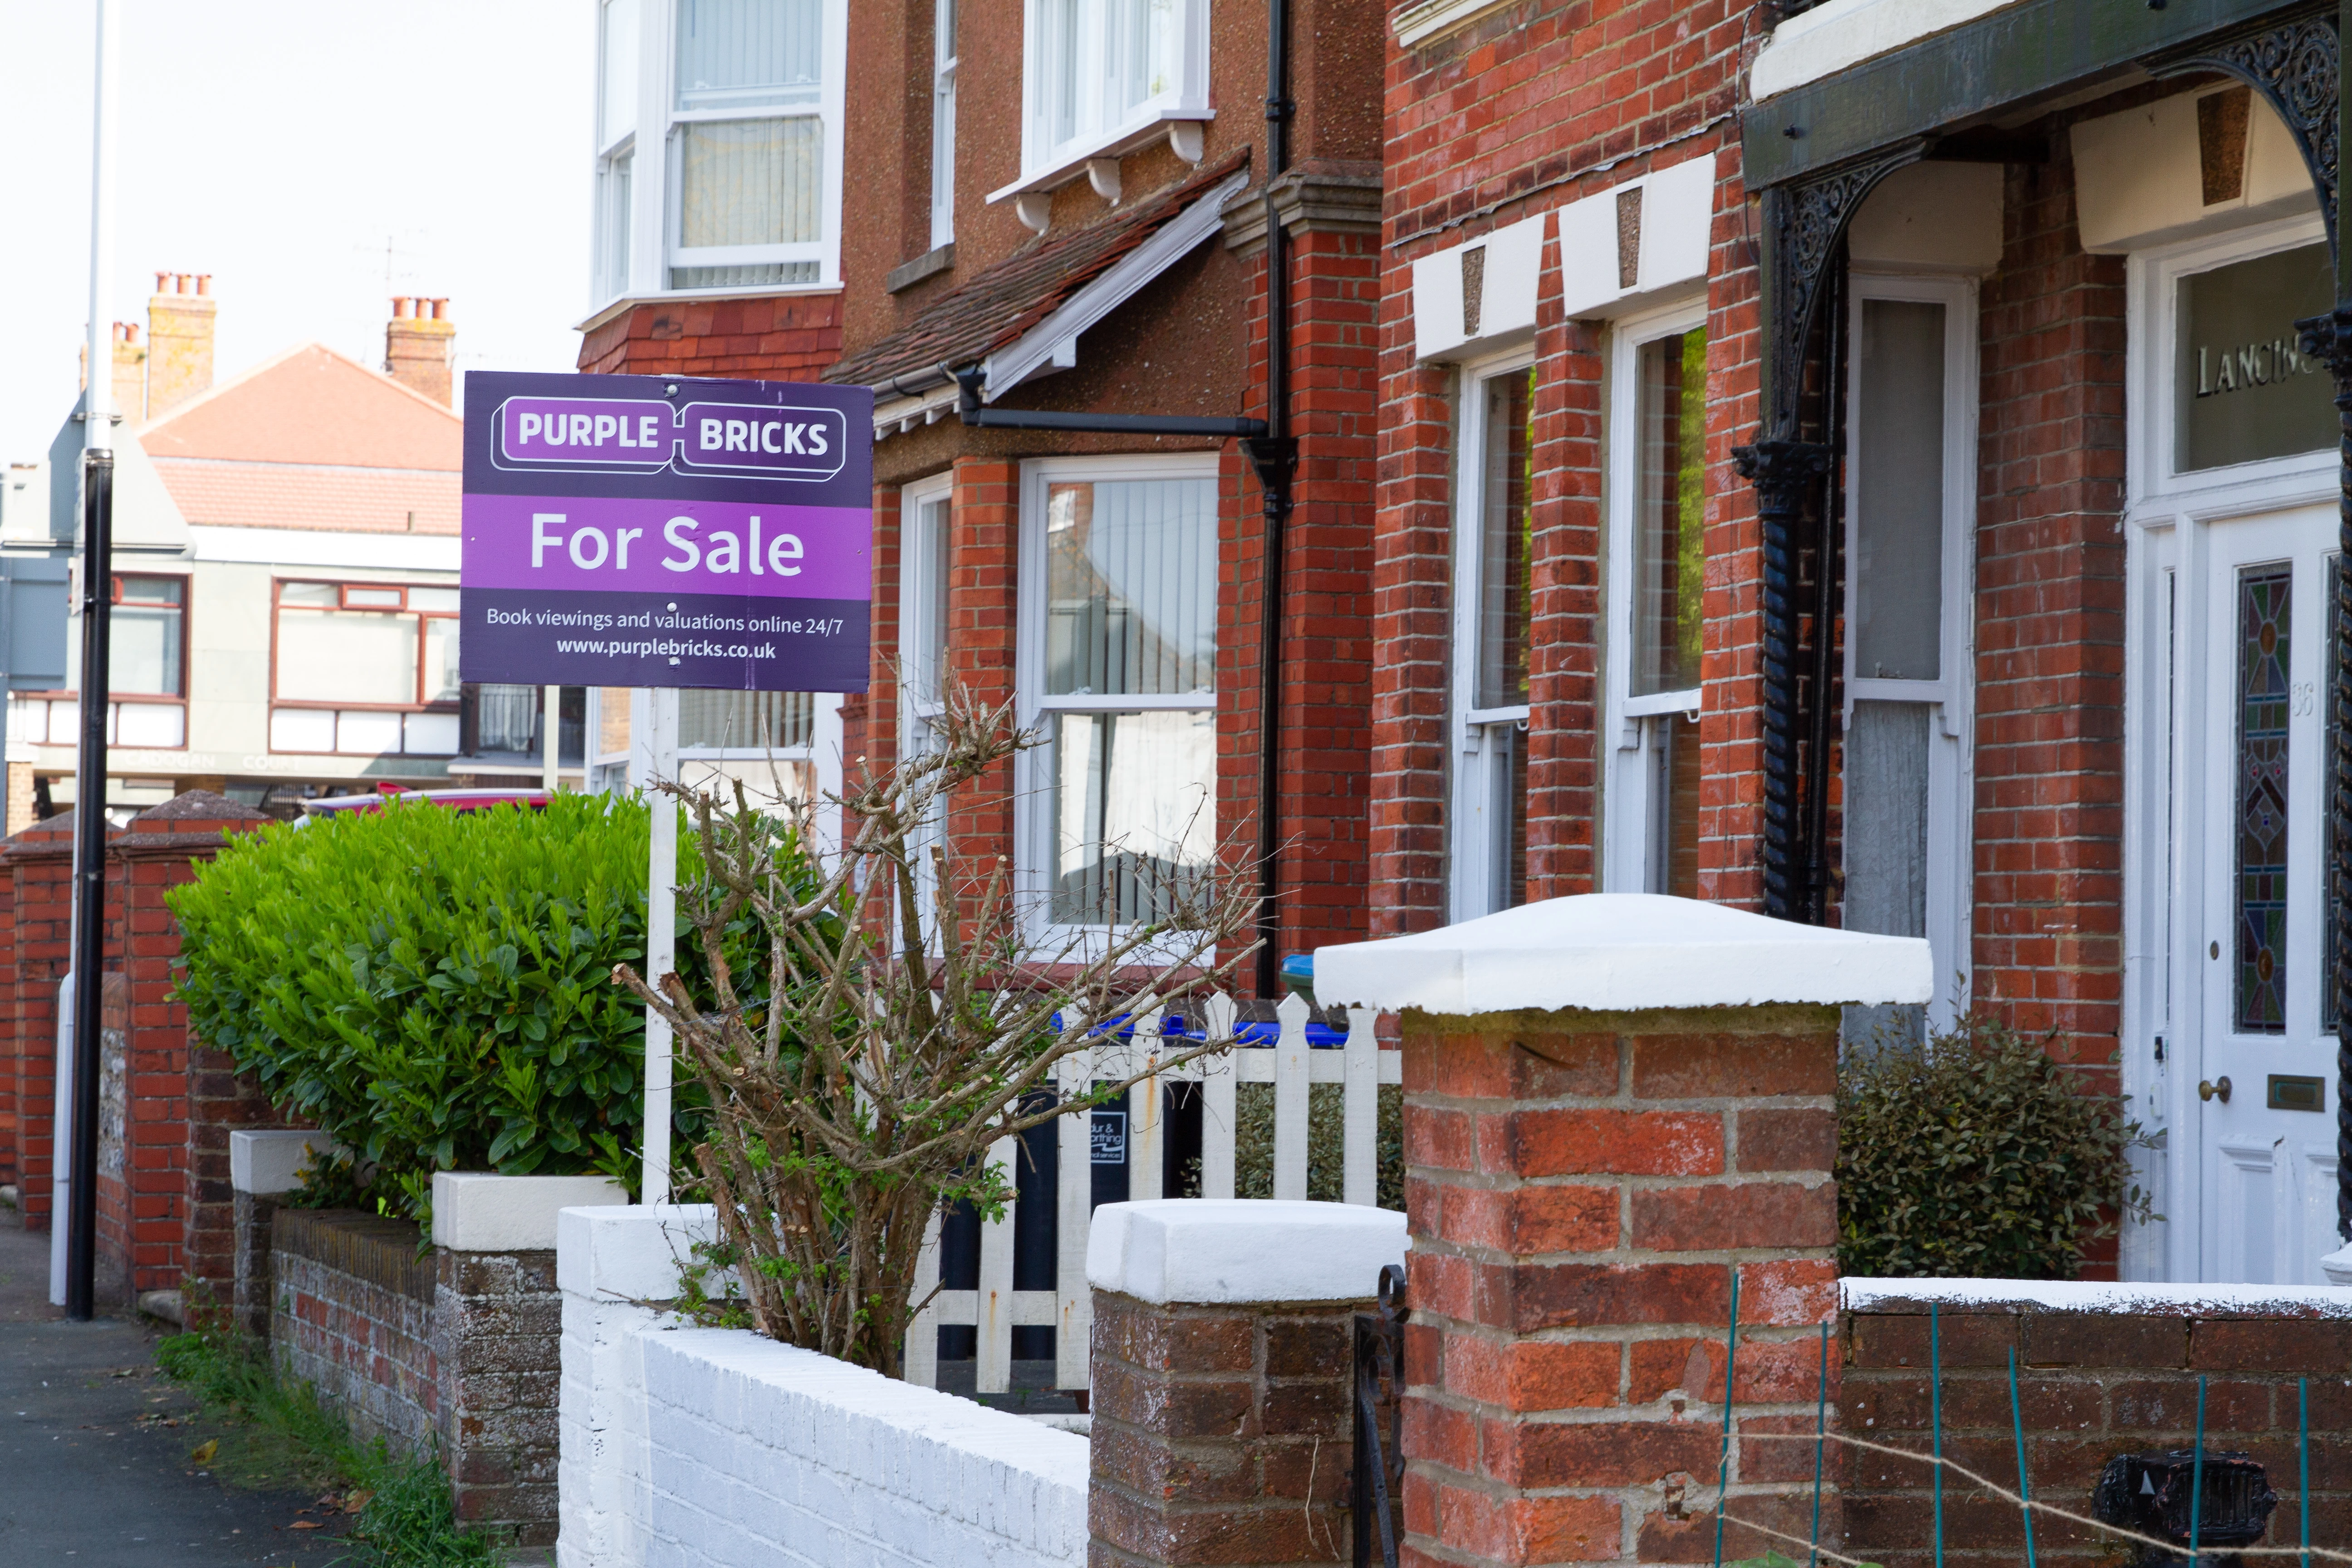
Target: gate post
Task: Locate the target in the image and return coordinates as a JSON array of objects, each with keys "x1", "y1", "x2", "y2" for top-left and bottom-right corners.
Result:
[
  {"x1": 1085, "y1": 1198, "x2": 1407, "y2": 1568},
  {"x1": 1315, "y1": 894, "x2": 1927, "y2": 1568}
]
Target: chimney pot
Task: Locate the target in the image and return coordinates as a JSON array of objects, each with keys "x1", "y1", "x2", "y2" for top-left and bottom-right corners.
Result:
[
  {"x1": 393, "y1": 296, "x2": 412, "y2": 318},
  {"x1": 152, "y1": 271, "x2": 167, "y2": 294},
  {"x1": 196, "y1": 274, "x2": 211, "y2": 296}
]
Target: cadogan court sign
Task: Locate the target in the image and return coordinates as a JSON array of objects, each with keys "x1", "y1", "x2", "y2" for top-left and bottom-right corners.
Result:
[{"x1": 459, "y1": 370, "x2": 874, "y2": 692}]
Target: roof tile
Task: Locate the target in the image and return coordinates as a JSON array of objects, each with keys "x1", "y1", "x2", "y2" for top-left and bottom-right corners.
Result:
[{"x1": 825, "y1": 150, "x2": 1250, "y2": 392}]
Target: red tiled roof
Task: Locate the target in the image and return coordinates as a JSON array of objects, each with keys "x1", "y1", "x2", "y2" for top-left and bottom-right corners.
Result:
[
  {"x1": 825, "y1": 150, "x2": 1251, "y2": 392},
  {"x1": 148, "y1": 459, "x2": 458, "y2": 534},
  {"x1": 140, "y1": 343, "x2": 460, "y2": 470}
]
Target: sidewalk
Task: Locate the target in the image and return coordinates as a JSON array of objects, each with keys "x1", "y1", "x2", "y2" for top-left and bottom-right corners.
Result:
[{"x1": 0, "y1": 1215, "x2": 340, "y2": 1565}]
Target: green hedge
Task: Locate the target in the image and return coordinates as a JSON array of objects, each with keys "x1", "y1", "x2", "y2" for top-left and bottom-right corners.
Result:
[{"x1": 169, "y1": 794, "x2": 692, "y2": 1223}]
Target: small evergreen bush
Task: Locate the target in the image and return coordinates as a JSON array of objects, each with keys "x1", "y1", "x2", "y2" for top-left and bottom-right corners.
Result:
[
  {"x1": 169, "y1": 794, "x2": 705, "y2": 1224},
  {"x1": 1837, "y1": 1014, "x2": 2150, "y2": 1279},
  {"x1": 1233, "y1": 1081, "x2": 1404, "y2": 1211}
]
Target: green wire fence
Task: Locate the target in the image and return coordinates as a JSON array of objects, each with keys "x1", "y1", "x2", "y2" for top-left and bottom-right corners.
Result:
[{"x1": 1703, "y1": 1271, "x2": 2342, "y2": 1568}]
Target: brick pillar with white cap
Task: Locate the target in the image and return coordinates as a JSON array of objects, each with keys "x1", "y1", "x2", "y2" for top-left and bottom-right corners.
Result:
[
  {"x1": 1086, "y1": 1198, "x2": 1410, "y2": 1568},
  {"x1": 1314, "y1": 893, "x2": 1929, "y2": 1568}
]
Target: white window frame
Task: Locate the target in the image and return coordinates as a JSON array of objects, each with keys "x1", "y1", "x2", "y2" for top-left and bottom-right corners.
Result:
[
  {"x1": 2129, "y1": 211, "x2": 2335, "y2": 512},
  {"x1": 589, "y1": 0, "x2": 849, "y2": 309},
  {"x1": 1008, "y1": 0, "x2": 1211, "y2": 191},
  {"x1": 1600, "y1": 296, "x2": 1709, "y2": 896},
  {"x1": 593, "y1": 0, "x2": 641, "y2": 304},
  {"x1": 1447, "y1": 348, "x2": 1536, "y2": 923},
  {"x1": 930, "y1": 0, "x2": 957, "y2": 250},
  {"x1": 901, "y1": 472, "x2": 955, "y2": 929},
  {"x1": 1013, "y1": 453, "x2": 1220, "y2": 956},
  {"x1": 1840, "y1": 272, "x2": 1980, "y2": 1032}
]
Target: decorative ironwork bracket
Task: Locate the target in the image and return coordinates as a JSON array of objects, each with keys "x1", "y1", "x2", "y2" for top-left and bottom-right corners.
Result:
[{"x1": 2152, "y1": 8, "x2": 2339, "y2": 257}]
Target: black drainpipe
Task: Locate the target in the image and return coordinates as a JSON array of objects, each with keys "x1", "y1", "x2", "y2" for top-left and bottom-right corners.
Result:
[
  {"x1": 954, "y1": 3, "x2": 1296, "y2": 997},
  {"x1": 1243, "y1": 0, "x2": 1297, "y2": 999}
]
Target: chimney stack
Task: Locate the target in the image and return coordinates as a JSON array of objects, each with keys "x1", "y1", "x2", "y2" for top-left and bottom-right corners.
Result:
[
  {"x1": 385, "y1": 295, "x2": 455, "y2": 407},
  {"x1": 110, "y1": 319, "x2": 147, "y2": 422},
  {"x1": 146, "y1": 271, "x2": 217, "y2": 418}
]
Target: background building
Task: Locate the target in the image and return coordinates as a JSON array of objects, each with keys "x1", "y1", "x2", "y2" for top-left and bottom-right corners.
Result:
[{"x1": 12, "y1": 278, "x2": 587, "y2": 821}]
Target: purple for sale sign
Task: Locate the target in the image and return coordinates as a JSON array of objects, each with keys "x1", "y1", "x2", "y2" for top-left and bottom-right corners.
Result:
[{"x1": 460, "y1": 371, "x2": 873, "y2": 692}]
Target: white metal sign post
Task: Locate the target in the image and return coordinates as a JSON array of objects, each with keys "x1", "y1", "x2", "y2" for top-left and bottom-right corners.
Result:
[{"x1": 631, "y1": 687, "x2": 680, "y2": 1204}]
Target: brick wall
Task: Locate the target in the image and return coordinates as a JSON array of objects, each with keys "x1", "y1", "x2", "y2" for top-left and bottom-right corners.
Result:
[
  {"x1": 574, "y1": 293, "x2": 844, "y2": 379},
  {"x1": 1399, "y1": 1004, "x2": 1840, "y2": 1566},
  {"x1": 270, "y1": 1207, "x2": 568, "y2": 1544},
  {"x1": 1088, "y1": 1287, "x2": 1359, "y2": 1565},
  {"x1": 1221, "y1": 187, "x2": 1383, "y2": 964},
  {"x1": 273, "y1": 1208, "x2": 441, "y2": 1451},
  {"x1": 941, "y1": 456, "x2": 1019, "y2": 924},
  {"x1": 3, "y1": 810, "x2": 119, "y2": 1234},
  {"x1": 1839, "y1": 1288, "x2": 2352, "y2": 1568},
  {"x1": 1969, "y1": 147, "x2": 2129, "y2": 1073}
]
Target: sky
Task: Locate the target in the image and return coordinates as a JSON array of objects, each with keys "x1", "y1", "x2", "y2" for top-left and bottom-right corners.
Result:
[{"x1": 0, "y1": 0, "x2": 595, "y2": 464}]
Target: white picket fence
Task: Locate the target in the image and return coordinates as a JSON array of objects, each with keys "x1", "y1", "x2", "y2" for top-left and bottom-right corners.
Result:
[{"x1": 902, "y1": 991, "x2": 1401, "y2": 1393}]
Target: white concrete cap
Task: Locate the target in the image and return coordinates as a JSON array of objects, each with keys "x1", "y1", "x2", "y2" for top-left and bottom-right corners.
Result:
[
  {"x1": 555, "y1": 1203, "x2": 720, "y2": 1301},
  {"x1": 1086, "y1": 1199, "x2": 1406, "y2": 1305},
  {"x1": 229, "y1": 1130, "x2": 337, "y2": 1196},
  {"x1": 430, "y1": 1171, "x2": 630, "y2": 1252},
  {"x1": 1313, "y1": 892, "x2": 1932, "y2": 1016}
]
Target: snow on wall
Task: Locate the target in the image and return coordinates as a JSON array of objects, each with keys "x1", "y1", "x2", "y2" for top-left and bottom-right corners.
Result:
[{"x1": 1843, "y1": 1275, "x2": 2352, "y2": 1318}]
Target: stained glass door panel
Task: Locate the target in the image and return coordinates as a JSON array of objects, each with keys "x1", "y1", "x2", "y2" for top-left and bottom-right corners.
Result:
[{"x1": 2195, "y1": 516, "x2": 2339, "y2": 1284}]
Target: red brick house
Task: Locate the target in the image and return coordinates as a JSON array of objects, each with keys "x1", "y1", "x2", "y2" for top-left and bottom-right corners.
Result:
[
  {"x1": 579, "y1": 0, "x2": 2352, "y2": 1293},
  {"x1": 1379, "y1": 0, "x2": 2352, "y2": 1289}
]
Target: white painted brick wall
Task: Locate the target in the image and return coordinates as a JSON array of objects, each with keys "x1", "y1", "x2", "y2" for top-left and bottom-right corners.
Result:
[{"x1": 557, "y1": 1204, "x2": 1088, "y2": 1568}]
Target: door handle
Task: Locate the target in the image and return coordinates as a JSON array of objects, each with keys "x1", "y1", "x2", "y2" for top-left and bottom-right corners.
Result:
[{"x1": 2199, "y1": 1076, "x2": 2233, "y2": 1104}]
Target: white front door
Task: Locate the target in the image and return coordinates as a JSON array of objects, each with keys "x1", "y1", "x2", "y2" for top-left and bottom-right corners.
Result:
[{"x1": 2190, "y1": 506, "x2": 2341, "y2": 1283}]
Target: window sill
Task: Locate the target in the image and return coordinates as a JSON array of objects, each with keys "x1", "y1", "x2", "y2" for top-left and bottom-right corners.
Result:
[
  {"x1": 1622, "y1": 690, "x2": 1700, "y2": 718},
  {"x1": 886, "y1": 244, "x2": 955, "y2": 294},
  {"x1": 575, "y1": 282, "x2": 846, "y2": 334},
  {"x1": 985, "y1": 110, "x2": 1214, "y2": 209}
]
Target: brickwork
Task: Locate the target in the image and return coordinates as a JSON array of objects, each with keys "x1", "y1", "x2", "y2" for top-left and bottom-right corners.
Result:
[
  {"x1": 1399, "y1": 1005, "x2": 1840, "y2": 1567},
  {"x1": 3, "y1": 811, "x2": 119, "y2": 1233},
  {"x1": 575, "y1": 292, "x2": 844, "y2": 379},
  {"x1": 269, "y1": 1206, "x2": 566, "y2": 1544},
  {"x1": 127, "y1": 793, "x2": 280, "y2": 1302},
  {"x1": 435, "y1": 1248, "x2": 565, "y2": 1544},
  {"x1": 1840, "y1": 1297, "x2": 2352, "y2": 1568},
  {"x1": 1221, "y1": 193, "x2": 1384, "y2": 964},
  {"x1": 1968, "y1": 148, "x2": 2129, "y2": 1071},
  {"x1": 1088, "y1": 1287, "x2": 1362, "y2": 1566},
  {"x1": 272, "y1": 1207, "x2": 441, "y2": 1451},
  {"x1": 1375, "y1": 2, "x2": 1759, "y2": 933},
  {"x1": 941, "y1": 457, "x2": 1020, "y2": 922}
]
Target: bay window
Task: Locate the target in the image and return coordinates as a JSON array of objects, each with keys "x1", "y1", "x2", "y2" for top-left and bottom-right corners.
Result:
[
  {"x1": 269, "y1": 581, "x2": 461, "y2": 757},
  {"x1": 1602, "y1": 306, "x2": 1707, "y2": 898},
  {"x1": 1450, "y1": 359, "x2": 1534, "y2": 920},
  {"x1": 1013, "y1": 0, "x2": 1209, "y2": 186},
  {"x1": 591, "y1": 0, "x2": 847, "y2": 304},
  {"x1": 1019, "y1": 461, "x2": 1217, "y2": 935}
]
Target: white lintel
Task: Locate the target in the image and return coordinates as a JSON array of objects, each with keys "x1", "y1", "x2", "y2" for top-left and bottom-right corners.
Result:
[
  {"x1": 1087, "y1": 1199, "x2": 1406, "y2": 1305},
  {"x1": 1313, "y1": 892, "x2": 1932, "y2": 1016},
  {"x1": 1749, "y1": 0, "x2": 2028, "y2": 102}
]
